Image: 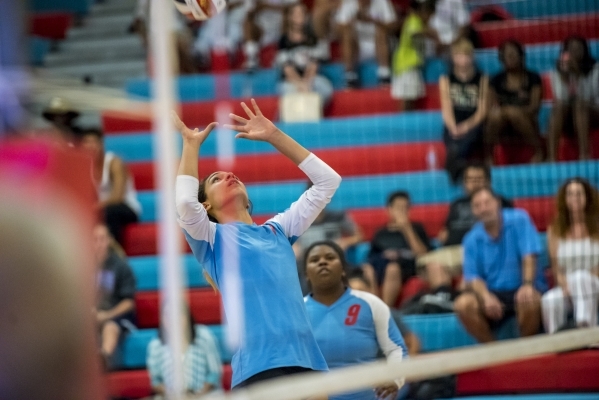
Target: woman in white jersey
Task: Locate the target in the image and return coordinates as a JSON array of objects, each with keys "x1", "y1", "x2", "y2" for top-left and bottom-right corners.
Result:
[
  {"x1": 80, "y1": 128, "x2": 141, "y2": 245},
  {"x1": 174, "y1": 99, "x2": 340, "y2": 389},
  {"x1": 303, "y1": 240, "x2": 407, "y2": 400},
  {"x1": 542, "y1": 178, "x2": 599, "y2": 333}
]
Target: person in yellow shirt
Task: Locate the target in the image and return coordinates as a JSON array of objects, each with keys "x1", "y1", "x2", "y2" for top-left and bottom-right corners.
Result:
[{"x1": 392, "y1": 0, "x2": 438, "y2": 111}]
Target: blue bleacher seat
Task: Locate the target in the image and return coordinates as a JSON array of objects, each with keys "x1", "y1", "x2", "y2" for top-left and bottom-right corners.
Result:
[
  {"x1": 117, "y1": 325, "x2": 233, "y2": 369},
  {"x1": 29, "y1": 36, "x2": 51, "y2": 66},
  {"x1": 130, "y1": 254, "x2": 208, "y2": 291},
  {"x1": 473, "y1": 0, "x2": 599, "y2": 19},
  {"x1": 29, "y1": 0, "x2": 93, "y2": 16},
  {"x1": 133, "y1": 161, "x2": 599, "y2": 222}
]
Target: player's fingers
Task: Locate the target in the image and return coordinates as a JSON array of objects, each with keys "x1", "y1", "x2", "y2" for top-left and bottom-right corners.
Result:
[
  {"x1": 251, "y1": 98, "x2": 263, "y2": 116},
  {"x1": 229, "y1": 113, "x2": 248, "y2": 124},
  {"x1": 202, "y1": 122, "x2": 218, "y2": 135},
  {"x1": 235, "y1": 132, "x2": 251, "y2": 140},
  {"x1": 223, "y1": 124, "x2": 247, "y2": 132},
  {"x1": 171, "y1": 110, "x2": 186, "y2": 130},
  {"x1": 240, "y1": 102, "x2": 256, "y2": 119}
]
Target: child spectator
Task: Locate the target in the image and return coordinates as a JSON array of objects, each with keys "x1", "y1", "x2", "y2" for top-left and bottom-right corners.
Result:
[
  {"x1": 80, "y1": 128, "x2": 142, "y2": 246},
  {"x1": 542, "y1": 178, "x2": 599, "y2": 333},
  {"x1": 243, "y1": 0, "x2": 299, "y2": 70},
  {"x1": 366, "y1": 191, "x2": 432, "y2": 307},
  {"x1": 276, "y1": 3, "x2": 334, "y2": 106},
  {"x1": 93, "y1": 224, "x2": 136, "y2": 366},
  {"x1": 392, "y1": 0, "x2": 438, "y2": 111},
  {"x1": 548, "y1": 36, "x2": 599, "y2": 161},
  {"x1": 487, "y1": 40, "x2": 544, "y2": 164},
  {"x1": 454, "y1": 188, "x2": 546, "y2": 342},
  {"x1": 336, "y1": 0, "x2": 398, "y2": 88},
  {"x1": 147, "y1": 308, "x2": 222, "y2": 396},
  {"x1": 439, "y1": 38, "x2": 488, "y2": 183}
]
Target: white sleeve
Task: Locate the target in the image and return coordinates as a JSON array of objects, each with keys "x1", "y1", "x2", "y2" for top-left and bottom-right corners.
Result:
[
  {"x1": 268, "y1": 153, "x2": 342, "y2": 241},
  {"x1": 175, "y1": 175, "x2": 216, "y2": 244},
  {"x1": 350, "y1": 290, "x2": 407, "y2": 387},
  {"x1": 335, "y1": 0, "x2": 358, "y2": 25}
]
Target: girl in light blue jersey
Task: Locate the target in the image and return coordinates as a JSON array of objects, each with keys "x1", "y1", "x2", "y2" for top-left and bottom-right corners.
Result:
[
  {"x1": 174, "y1": 99, "x2": 340, "y2": 389},
  {"x1": 303, "y1": 241, "x2": 407, "y2": 400}
]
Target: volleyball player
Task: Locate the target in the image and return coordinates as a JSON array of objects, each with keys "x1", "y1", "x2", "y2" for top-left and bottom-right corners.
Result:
[
  {"x1": 174, "y1": 99, "x2": 341, "y2": 389},
  {"x1": 303, "y1": 241, "x2": 407, "y2": 400}
]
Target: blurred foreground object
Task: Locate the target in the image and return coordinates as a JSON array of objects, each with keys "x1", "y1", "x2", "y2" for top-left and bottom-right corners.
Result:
[{"x1": 0, "y1": 138, "x2": 104, "y2": 400}]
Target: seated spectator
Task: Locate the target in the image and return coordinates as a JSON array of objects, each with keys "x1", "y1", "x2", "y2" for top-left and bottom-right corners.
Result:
[
  {"x1": 93, "y1": 224, "x2": 136, "y2": 365},
  {"x1": 42, "y1": 97, "x2": 81, "y2": 143},
  {"x1": 303, "y1": 241, "x2": 407, "y2": 399},
  {"x1": 429, "y1": 0, "x2": 472, "y2": 54},
  {"x1": 439, "y1": 38, "x2": 488, "y2": 183},
  {"x1": 486, "y1": 40, "x2": 543, "y2": 164},
  {"x1": 311, "y1": 0, "x2": 342, "y2": 60},
  {"x1": 336, "y1": 0, "x2": 398, "y2": 88},
  {"x1": 348, "y1": 268, "x2": 422, "y2": 355},
  {"x1": 454, "y1": 188, "x2": 546, "y2": 342},
  {"x1": 147, "y1": 308, "x2": 222, "y2": 396},
  {"x1": 276, "y1": 3, "x2": 334, "y2": 106},
  {"x1": 542, "y1": 178, "x2": 599, "y2": 333},
  {"x1": 548, "y1": 36, "x2": 599, "y2": 161},
  {"x1": 366, "y1": 191, "x2": 431, "y2": 307},
  {"x1": 242, "y1": 0, "x2": 299, "y2": 70},
  {"x1": 392, "y1": 0, "x2": 437, "y2": 111},
  {"x1": 80, "y1": 128, "x2": 142, "y2": 246}
]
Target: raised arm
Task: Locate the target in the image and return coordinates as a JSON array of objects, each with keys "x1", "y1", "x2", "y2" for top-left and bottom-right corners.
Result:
[{"x1": 225, "y1": 99, "x2": 342, "y2": 238}]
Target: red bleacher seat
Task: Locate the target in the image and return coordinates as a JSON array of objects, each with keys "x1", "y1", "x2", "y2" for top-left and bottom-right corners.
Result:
[
  {"x1": 106, "y1": 370, "x2": 152, "y2": 399},
  {"x1": 513, "y1": 197, "x2": 555, "y2": 232},
  {"x1": 107, "y1": 364, "x2": 233, "y2": 398},
  {"x1": 457, "y1": 350, "x2": 599, "y2": 394},
  {"x1": 135, "y1": 289, "x2": 222, "y2": 328},
  {"x1": 558, "y1": 129, "x2": 599, "y2": 161},
  {"x1": 128, "y1": 142, "x2": 446, "y2": 191},
  {"x1": 124, "y1": 223, "x2": 191, "y2": 257},
  {"x1": 30, "y1": 12, "x2": 72, "y2": 41},
  {"x1": 474, "y1": 13, "x2": 599, "y2": 48}
]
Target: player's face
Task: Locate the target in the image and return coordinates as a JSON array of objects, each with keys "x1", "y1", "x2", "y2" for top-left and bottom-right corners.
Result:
[
  {"x1": 472, "y1": 190, "x2": 499, "y2": 225},
  {"x1": 565, "y1": 182, "x2": 586, "y2": 213},
  {"x1": 203, "y1": 171, "x2": 249, "y2": 212},
  {"x1": 463, "y1": 168, "x2": 488, "y2": 195},
  {"x1": 305, "y1": 245, "x2": 345, "y2": 289}
]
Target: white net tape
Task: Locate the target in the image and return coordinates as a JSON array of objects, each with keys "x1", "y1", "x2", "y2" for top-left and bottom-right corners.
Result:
[{"x1": 202, "y1": 327, "x2": 599, "y2": 400}]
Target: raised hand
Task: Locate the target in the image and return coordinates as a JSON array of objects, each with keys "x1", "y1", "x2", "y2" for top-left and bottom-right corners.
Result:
[
  {"x1": 172, "y1": 111, "x2": 218, "y2": 148},
  {"x1": 224, "y1": 99, "x2": 280, "y2": 143}
]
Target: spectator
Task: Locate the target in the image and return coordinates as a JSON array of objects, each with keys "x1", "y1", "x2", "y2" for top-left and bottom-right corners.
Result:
[
  {"x1": 429, "y1": 0, "x2": 471, "y2": 53},
  {"x1": 242, "y1": 0, "x2": 299, "y2": 70},
  {"x1": 548, "y1": 36, "x2": 599, "y2": 161},
  {"x1": 93, "y1": 224, "x2": 136, "y2": 364},
  {"x1": 311, "y1": 0, "x2": 342, "y2": 60},
  {"x1": 366, "y1": 191, "x2": 431, "y2": 307},
  {"x1": 42, "y1": 97, "x2": 81, "y2": 142},
  {"x1": 486, "y1": 40, "x2": 544, "y2": 164},
  {"x1": 147, "y1": 308, "x2": 222, "y2": 396},
  {"x1": 80, "y1": 128, "x2": 142, "y2": 246},
  {"x1": 336, "y1": 0, "x2": 398, "y2": 88},
  {"x1": 276, "y1": 3, "x2": 334, "y2": 106},
  {"x1": 454, "y1": 187, "x2": 545, "y2": 342},
  {"x1": 348, "y1": 268, "x2": 422, "y2": 355},
  {"x1": 392, "y1": 0, "x2": 438, "y2": 111},
  {"x1": 439, "y1": 38, "x2": 488, "y2": 183},
  {"x1": 542, "y1": 178, "x2": 599, "y2": 333},
  {"x1": 303, "y1": 241, "x2": 407, "y2": 400}
]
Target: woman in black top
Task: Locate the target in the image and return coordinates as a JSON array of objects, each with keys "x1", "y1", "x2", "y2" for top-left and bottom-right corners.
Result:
[
  {"x1": 439, "y1": 38, "x2": 489, "y2": 183},
  {"x1": 276, "y1": 3, "x2": 333, "y2": 106},
  {"x1": 487, "y1": 40, "x2": 543, "y2": 163}
]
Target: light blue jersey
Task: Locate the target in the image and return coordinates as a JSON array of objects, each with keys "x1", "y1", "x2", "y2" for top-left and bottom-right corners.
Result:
[
  {"x1": 305, "y1": 289, "x2": 408, "y2": 400},
  {"x1": 176, "y1": 154, "x2": 341, "y2": 387}
]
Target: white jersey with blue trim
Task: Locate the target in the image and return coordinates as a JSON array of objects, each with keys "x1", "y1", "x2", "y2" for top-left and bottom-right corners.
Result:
[
  {"x1": 176, "y1": 153, "x2": 341, "y2": 387},
  {"x1": 305, "y1": 288, "x2": 408, "y2": 400}
]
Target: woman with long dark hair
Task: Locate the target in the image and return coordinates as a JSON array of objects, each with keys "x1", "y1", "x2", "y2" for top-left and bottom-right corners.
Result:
[
  {"x1": 548, "y1": 36, "x2": 599, "y2": 161},
  {"x1": 174, "y1": 100, "x2": 341, "y2": 388},
  {"x1": 303, "y1": 240, "x2": 407, "y2": 400},
  {"x1": 542, "y1": 178, "x2": 599, "y2": 333}
]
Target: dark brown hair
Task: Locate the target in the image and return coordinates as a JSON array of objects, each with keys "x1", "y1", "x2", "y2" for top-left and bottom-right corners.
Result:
[
  {"x1": 197, "y1": 175, "x2": 253, "y2": 223},
  {"x1": 551, "y1": 177, "x2": 599, "y2": 238}
]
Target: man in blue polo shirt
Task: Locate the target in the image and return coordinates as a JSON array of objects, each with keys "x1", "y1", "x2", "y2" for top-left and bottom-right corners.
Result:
[{"x1": 454, "y1": 187, "x2": 546, "y2": 343}]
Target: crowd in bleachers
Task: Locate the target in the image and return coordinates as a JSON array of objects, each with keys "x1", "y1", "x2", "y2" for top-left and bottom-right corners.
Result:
[{"x1": 25, "y1": 0, "x2": 599, "y2": 398}]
